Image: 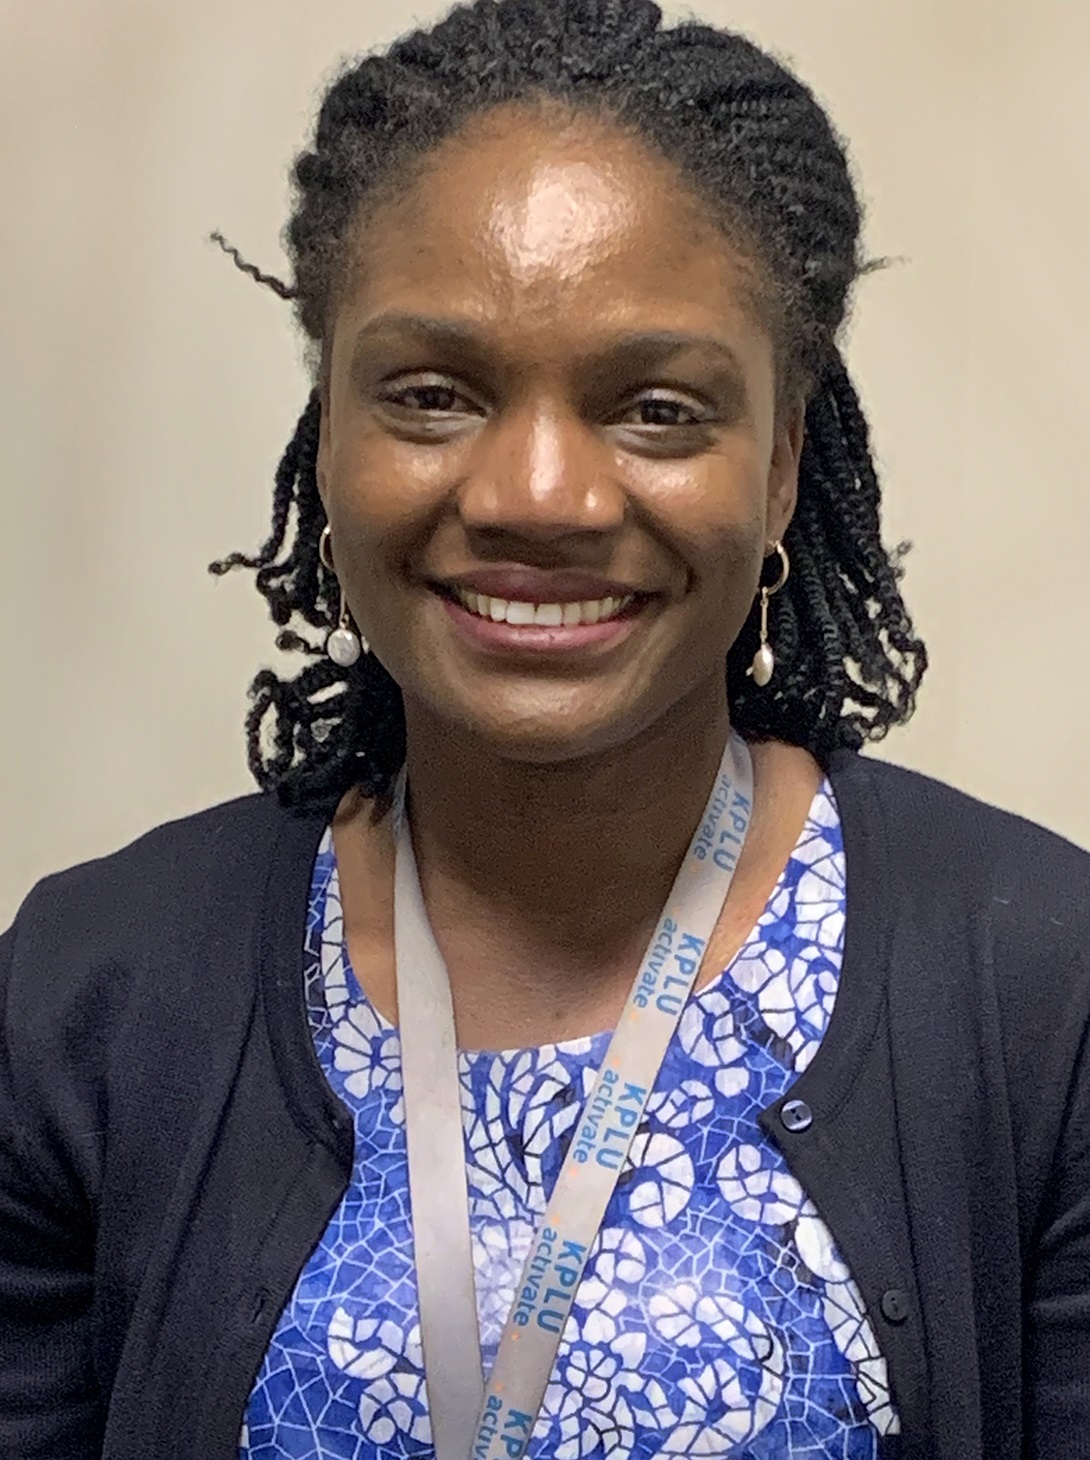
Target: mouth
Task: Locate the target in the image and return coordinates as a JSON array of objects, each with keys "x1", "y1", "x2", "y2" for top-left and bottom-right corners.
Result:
[
  {"x1": 430, "y1": 580, "x2": 652, "y2": 655},
  {"x1": 447, "y1": 585, "x2": 637, "y2": 627}
]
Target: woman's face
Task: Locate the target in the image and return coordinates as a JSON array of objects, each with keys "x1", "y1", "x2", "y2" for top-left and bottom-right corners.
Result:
[{"x1": 318, "y1": 107, "x2": 802, "y2": 764}]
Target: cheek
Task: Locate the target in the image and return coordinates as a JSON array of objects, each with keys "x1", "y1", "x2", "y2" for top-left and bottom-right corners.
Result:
[
  {"x1": 629, "y1": 440, "x2": 768, "y2": 587},
  {"x1": 324, "y1": 422, "x2": 448, "y2": 578}
]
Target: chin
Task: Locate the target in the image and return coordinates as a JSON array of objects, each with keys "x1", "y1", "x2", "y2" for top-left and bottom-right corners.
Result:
[
  {"x1": 398, "y1": 642, "x2": 726, "y2": 769},
  {"x1": 433, "y1": 683, "x2": 689, "y2": 769},
  {"x1": 469, "y1": 728, "x2": 611, "y2": 767}
]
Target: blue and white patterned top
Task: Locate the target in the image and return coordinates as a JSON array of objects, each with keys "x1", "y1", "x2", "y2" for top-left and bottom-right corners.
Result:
[{"x1": 242, "y1": 778, "x2": 900, "y2": 1458}]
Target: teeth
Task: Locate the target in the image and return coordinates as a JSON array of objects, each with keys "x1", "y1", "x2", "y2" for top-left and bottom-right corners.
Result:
[{"x1": 453, "y1": 589, "x2": 633, "y2": 626}]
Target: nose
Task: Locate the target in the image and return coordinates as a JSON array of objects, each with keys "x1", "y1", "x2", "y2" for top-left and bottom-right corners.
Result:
[{"x1": 456, "y1": 399, "x2": 626, "y2": 545}]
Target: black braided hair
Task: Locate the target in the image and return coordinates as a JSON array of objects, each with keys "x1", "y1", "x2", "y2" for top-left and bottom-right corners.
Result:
[{"x1": 212, "y1": 0, "x2": 927, "y2": 804}]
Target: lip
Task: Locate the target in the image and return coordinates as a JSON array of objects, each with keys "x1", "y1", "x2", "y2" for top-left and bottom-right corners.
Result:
[
  {"x1": 435, "y1": 567, "x2": 646, "y2": 605},
  {"x1": 438, "y1": 590, "x2": 646, "y2": 655}
]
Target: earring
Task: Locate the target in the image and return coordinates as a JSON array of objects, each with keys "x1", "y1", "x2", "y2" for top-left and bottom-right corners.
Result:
[
  {"x1": 319, "y1": 524, "x2": 366, "y2": 668},
  {"x1": 747, "y1": 540, "x2": 790, "y2": 687}
]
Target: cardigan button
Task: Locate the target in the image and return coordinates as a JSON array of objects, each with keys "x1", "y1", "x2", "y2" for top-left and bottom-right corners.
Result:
[
  {"x1": 780, "y1": 1099, "x2": 813, "y2": 1133},
  {"x1": 881, "y1": 1289, "x2": 910, "y2": 1325}
]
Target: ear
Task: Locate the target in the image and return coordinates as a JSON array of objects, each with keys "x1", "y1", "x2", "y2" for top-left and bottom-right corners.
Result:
[
  {"x1": 765, "y1": 398, "x2": 805, "y2": 544},
  {"x1": 316, "y1": 375, "x2": 331, "y2": 513}
]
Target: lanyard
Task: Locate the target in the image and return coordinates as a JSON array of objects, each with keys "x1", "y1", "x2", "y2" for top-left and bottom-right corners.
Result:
[{"x1": 394, "y1": 733, "x2": 755, "y2": 1460}]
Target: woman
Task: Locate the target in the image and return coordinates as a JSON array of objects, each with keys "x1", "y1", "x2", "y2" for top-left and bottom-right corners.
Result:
[{"x1": 2, "y1": 1, "x2": 1087, "y2": 1456}]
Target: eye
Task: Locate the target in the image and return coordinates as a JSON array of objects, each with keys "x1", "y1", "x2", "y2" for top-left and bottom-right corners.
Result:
[
  {"x1": 621, "y1": 393, "x2": 707, "y2": 428},
  {"x1": 379, "y1": 374, "x2": 480, "y2": 415}
]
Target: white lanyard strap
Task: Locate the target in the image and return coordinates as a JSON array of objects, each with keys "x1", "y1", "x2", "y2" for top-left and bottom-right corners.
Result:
[
  {"x1": 395, "y1": 733, "x2": 755, "y2": 1460},
  {"x1": 395, "y1": 834, "x2": 486, "y2": 1458}
]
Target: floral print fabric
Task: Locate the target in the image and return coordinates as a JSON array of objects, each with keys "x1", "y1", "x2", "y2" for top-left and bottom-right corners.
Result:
[{"x1": 242, "y1": 779, "x2": 899, "y2": 1458}]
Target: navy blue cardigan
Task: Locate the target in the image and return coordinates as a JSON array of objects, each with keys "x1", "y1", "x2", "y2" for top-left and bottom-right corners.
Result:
[{"x1": 2, "y1": 750, "x2": 1089, "y2": 1459}]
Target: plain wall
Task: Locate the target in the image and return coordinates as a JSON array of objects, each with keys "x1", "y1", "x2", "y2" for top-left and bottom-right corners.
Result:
[{"x1": 2, "y1": 0, "x2": 1088, "y2": 927}]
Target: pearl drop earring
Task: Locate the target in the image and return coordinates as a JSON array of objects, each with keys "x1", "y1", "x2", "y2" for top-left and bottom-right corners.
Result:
[
  {"x1": 747, "y1": 540, "x2": 790, "y2": 688},
  {"x1": 319, "y1": 525, "x2": 367, "y2": 668}
]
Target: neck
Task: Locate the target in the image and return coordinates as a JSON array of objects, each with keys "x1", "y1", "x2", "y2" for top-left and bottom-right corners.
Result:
[{"x1": 398, "y1": 682, "x2": 731, "y2": 1023}]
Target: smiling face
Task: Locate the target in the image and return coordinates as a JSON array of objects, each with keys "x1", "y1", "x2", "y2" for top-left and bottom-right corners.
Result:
[{"x1": 317, "y1": 105, "x2": 802, "y2": 765}]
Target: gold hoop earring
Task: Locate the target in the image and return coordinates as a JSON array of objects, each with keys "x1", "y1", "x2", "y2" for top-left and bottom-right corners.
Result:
[
  {"x1": 319, "y1": 524, "x2": 366, "y2": 667},
  {"x1": 747, "y1": 540, "x2": 790, "y2": 687}
]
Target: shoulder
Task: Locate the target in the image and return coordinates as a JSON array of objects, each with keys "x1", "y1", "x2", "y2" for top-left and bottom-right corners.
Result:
[
  {"x1": 828, "y1": 748, "x2": 1090, "y2": 917},
  {"x1": 828, "y1": 750, "x2": 1090, "y2": 1052},
  {"x1": 2, "y1": 791, "x2": 331, "y2": 1051},
  {"x1": 1, "y1": 793, "x2": 332, "y2": 1194},
  {"x1": 6, "y1": 792, "x2": 324, "y2": 948}
]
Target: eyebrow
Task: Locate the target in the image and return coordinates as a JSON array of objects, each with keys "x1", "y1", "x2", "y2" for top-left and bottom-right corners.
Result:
[{"x1": 350, "y1": 313, "x2": 747, "y2": 377}]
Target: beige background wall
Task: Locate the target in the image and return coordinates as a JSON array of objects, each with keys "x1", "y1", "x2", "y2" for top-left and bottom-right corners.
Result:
[{"x1": 2, "y1": 0, "x2": 1088, "y2": 927}]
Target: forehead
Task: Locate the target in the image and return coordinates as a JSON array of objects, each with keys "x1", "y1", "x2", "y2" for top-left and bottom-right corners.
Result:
[{"x1": 337, "y1": 107, "x2": 765, "y2": 350}]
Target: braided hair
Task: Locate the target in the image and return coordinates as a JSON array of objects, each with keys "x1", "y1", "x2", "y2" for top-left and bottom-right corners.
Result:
[{"x1": 212, "y1": 0, "x2": 927, "y2": 805}]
